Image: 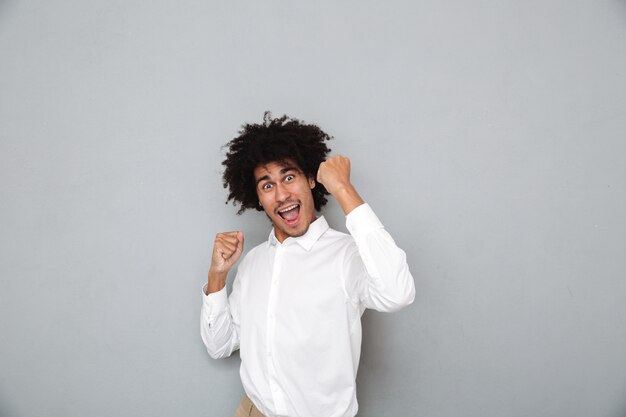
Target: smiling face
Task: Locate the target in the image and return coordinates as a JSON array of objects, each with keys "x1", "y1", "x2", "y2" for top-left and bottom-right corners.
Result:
[{"x1": 254, "y1": 161, "x2": 317, "y2": 243}]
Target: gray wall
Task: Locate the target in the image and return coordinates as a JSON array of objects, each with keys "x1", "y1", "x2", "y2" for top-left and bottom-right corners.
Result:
[{"x1": 1, "y1": 1, "x2": 626, "y2": 416}]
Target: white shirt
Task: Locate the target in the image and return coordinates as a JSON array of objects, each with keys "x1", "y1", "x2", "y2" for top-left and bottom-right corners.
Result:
[{"x1": 201, "y1": 204, "x2": 415, "y2": 417}]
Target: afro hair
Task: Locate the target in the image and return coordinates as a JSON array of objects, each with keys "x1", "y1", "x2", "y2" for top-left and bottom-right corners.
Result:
[{"x1": 222, "y1": 112, "x2": 333, "y2": 214}]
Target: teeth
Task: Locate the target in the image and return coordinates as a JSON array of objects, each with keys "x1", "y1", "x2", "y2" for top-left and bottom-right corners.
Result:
[{"x1": 278, "y1": 204, "x2": 299, "y2": 213}]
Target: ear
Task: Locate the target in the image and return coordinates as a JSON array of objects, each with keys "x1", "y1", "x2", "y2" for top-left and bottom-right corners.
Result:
[{"x1": 308, "y1": 176, "x2": 315, "y2": 189}]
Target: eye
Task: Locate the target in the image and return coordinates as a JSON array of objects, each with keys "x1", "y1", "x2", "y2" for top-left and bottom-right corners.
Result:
[
  {"x1": 285, "y1": 174, "x2": 295, "y2": 182},
  {"x1": 261, "y1": 183, "x2": 273, "y2": 190}
]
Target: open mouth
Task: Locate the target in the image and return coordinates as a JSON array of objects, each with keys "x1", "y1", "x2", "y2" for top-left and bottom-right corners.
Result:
[{"x1": 277, "y1": 203, "x2": 301, "y2": 225}]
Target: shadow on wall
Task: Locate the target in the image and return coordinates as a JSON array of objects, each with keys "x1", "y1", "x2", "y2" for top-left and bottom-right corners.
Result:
[
  {"x1": 207, "y1": 349, "x2": 241, "y2": 368},
  {"x1": 356, "y1": 309, "x2": 420, "y2": 415}
]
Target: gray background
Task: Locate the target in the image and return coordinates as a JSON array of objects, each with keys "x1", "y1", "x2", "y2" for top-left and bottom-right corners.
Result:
[{"x1": 1, "y1": 0, "x2": 625, "y2": 416}]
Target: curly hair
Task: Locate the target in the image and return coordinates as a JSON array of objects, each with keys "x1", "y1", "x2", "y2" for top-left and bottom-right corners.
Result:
[{"x1": 222, "y1": 112, "x2": 333, "y2": 214}]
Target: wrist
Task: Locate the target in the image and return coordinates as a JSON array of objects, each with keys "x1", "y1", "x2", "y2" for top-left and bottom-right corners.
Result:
[
  {"x1": 327, "y1": 181, "x2": 352, "y2": 196},
  {"x1": 206, "y1": 269, "x2": 228, "y2": 294},
  {"x1": 332, "y1": 184, "x2": 364, "y2": 215}
]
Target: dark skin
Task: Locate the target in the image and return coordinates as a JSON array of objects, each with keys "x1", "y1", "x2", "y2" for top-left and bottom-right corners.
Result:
[{"x1": 205, "y1": 155, "x2": 364, "y2": 295}]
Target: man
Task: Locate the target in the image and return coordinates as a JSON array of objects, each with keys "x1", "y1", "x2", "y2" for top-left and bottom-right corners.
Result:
[{"x1": 201, "y1": 113, "x2": 415, "y2": 417}]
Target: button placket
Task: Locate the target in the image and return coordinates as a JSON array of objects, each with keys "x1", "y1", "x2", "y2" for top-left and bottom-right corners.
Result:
[{"x1": 266, "y1": 245, "x2": 286, "y2": 414}]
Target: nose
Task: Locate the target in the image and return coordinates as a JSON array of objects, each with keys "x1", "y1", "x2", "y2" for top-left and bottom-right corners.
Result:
[{"x1": 275, "y1": 182, "x2": 290, "y2": 202}]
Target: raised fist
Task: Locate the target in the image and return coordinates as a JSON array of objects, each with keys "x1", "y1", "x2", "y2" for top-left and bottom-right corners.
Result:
[
  {"x1": 317, "y1": 155, "x2": 352, "y2": 196},
  {"x1": 210, "y1": 231, "x2": 244, "y2": 275}
]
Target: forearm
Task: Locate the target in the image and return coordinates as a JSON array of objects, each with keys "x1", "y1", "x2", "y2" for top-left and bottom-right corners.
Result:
[
  {"x1": 200, "y1": 287, "x2": 240, "y2": 358},
  {"x1": 205, "y1": 270, "x2": 227, "y2": 295},
  {"x1": 346, "y1": 204, "x2": 416, "y2": 312},
  {"x1": 360, "y1": 231, "x2": 415, "y2": 311},
  {"x1": 332, "y1": 183, "x2": 364, "y2": 216},
  {"x1": 202, "y1": 229, "x2": 244, "y2": 357}
]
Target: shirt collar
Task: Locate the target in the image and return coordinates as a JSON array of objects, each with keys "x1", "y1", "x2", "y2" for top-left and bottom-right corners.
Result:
[{"x1": 268, "y1": 216, "x2": 329, "y2": 251}]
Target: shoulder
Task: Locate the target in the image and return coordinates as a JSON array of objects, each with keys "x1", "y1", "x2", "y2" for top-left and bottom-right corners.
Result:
[
  {"x1": 320, "y1": 226, "x2": 359, "y2": 257},
  {"x1": 322, "y1": 225, "x2": 351, "y2": 241}
]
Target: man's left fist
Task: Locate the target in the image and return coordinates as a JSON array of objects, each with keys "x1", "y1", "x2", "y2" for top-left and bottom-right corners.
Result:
[{"x1": 317, "y1": 155, "x2": 352, "y2": 196}]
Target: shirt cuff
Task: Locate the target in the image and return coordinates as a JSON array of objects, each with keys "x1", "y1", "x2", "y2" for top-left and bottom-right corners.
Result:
[
  {"x1": 346, "y1": 203, "x2": 384, "y2": 241},
  {"x1": 202, "y1": 285, "x2": 229, "y2": 313}
]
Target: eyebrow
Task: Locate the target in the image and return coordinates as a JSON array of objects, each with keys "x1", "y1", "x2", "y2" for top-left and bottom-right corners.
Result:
[{"x1": 255, "y1": 166, "x2": 299, "y2": 185}]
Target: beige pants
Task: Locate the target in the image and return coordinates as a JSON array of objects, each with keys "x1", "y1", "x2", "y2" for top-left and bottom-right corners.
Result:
[{"x1": 234, "y1": 394, "x2": 266, "y2": 417}]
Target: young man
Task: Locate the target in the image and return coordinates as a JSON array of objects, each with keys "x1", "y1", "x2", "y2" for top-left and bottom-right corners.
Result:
[{"x1": 201, "y1": 113, "x2": 415, "y2": 417}]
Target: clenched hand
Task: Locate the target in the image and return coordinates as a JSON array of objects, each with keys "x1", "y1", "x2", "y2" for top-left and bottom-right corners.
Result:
[
  {"x1": 317, "y1": 155, "x2": 364, "y2": 215},
  {"x1": 206, "y1": 231, "x2": 244, "y2": 294}
]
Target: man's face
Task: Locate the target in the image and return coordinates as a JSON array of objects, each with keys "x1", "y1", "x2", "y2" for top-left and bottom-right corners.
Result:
[{"x1": 254, "y1": 161, "x2": 317, "y2": 243}]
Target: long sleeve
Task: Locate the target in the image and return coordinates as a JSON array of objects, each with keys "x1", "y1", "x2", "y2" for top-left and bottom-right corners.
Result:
[
  {"x1": 200, "y1": 274, "x2": 241, "y2": 359},
  {"x1": 344, "y1": 203, "x2": 416, "y2": 312}
]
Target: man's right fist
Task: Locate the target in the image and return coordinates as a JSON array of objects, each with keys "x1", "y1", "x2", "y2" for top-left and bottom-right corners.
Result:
[{"x1": 210, "y1": 231, "x2": 244, "y2": 275}]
